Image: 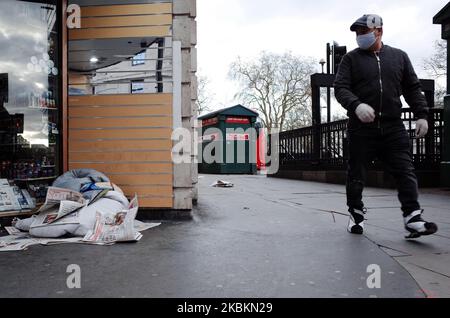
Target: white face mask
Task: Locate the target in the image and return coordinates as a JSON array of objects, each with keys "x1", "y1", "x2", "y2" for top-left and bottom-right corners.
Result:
[{"x1": 356, "y1": 31, "x2": 377, "y2": 50}]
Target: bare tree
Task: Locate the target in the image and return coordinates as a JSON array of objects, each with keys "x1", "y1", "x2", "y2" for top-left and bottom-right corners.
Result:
[
  {"x1": 424, "y1": 40, "x2": 447, "y2": 79},
  {"x1": 196, "y1": 74, "x2": 214, "y2": 116},
  {"x1": 284, "y1": 106, "x2": 312, "y2": 131},
  {"x1": 229, "y1": 52, "x2": 316, "y2": 132},
  {"x1": 332, "y1": 112, "x2": 348, "y2": 122},
  {"x1": 423, "y1": 40, "x2": 447, "y2": 107}
]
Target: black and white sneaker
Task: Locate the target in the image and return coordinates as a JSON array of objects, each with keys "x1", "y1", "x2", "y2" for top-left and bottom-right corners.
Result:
[
  {"x1": 404, "y1": 210, "x2": 438, "y2": 239},
  {"x1": 348, "y1": 208, "x2": 366, "y2": 235}
]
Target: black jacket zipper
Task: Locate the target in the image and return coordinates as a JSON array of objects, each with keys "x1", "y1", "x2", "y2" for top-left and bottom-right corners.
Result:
[{"x1": 375, "y1": 52, "x2": 383, "y2": 129}]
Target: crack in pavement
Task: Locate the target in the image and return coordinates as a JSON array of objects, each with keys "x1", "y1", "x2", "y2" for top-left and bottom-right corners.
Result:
[
  {"x1": 362, "y1": 233, "x2": 428, "y2": 298},
  {"x1": 232, "y1": 186, "x2": 352, "y2": 227},
  {"x1": 377, "y1": 244, "x2": 412, "y2": 257},
  {"x1": 401, "y1": 262, "x2": 450, "y2": 280},
  {"x1": 364, "y1": 222, "x2": 450, "y2": 240}
]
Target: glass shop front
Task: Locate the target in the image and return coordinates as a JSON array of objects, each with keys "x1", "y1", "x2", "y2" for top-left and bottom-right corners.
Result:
[{"x1": 0, "y1": 0, "x2": 62, "y2": 215}]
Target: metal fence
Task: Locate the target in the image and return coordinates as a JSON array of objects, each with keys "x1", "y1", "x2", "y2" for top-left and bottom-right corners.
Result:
[{"x1": 279, "y1": 108, "x2": 444, "y2": 171}]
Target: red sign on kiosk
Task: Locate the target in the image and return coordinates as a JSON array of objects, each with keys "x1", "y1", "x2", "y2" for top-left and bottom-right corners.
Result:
[
  {"x1": 202, "y1": 117, "x2": 219, "y2": 127},
  {"x1": 226, "y1": 117, "x2": 250, "y2": 124}
]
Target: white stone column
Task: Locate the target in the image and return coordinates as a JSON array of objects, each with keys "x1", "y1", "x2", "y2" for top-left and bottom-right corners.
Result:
[{"x1": 173, "y1": 0, "x2": 198, "y2": 209}]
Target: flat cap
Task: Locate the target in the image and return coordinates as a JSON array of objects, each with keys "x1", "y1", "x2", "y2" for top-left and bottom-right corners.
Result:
[{"x1": 350, "y1": 14, "x2": 383, "y2": 31}]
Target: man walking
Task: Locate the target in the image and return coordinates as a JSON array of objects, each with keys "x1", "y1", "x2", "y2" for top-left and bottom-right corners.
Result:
[{"x1": 334, "y1": 14, "x2": 438, "y2": 239}]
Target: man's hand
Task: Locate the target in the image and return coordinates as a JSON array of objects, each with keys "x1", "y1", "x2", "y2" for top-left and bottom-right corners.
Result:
[
  {"x1": 416, "y1": 119, "x2": 429, "y2": 138},
  {"x1": 355, "y1": 103, "x2": 376, "y2": 123}
]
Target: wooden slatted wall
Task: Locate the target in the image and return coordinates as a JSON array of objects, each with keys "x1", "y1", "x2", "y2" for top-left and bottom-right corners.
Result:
[
  {"x1": 68, "y1": 3, "x2": 172, "y2": 40},
  {"x1": 68, "y1": 3, "x2": 174, "y2": 208},
  {"x1": 69, "y1": 94, "x2": 174, "y2": 208}
]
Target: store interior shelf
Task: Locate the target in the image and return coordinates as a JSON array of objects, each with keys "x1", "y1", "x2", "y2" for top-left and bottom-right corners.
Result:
[
  {"x1": 0, "y1": 204, "x2": 43, "y2": 218},
  {"x1": 0, "y1": 143, "x2": 34, "y2": 146},
  {"x1": 14, "y1": 176, "x2": 58, "y2": 182},
  {"x1": 0, "y1": 143, "x2": 57, "y2": 147},
  {"x1": 0, "y1": 209, "x2": 37, "y2": 218},
  {"x1": 28, "y1": 106, "x2": 59, "y2": 110}
]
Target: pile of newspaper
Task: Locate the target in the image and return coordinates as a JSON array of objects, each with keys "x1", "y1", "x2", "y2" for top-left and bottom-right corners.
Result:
[
  {"x1": 0, "y1": 185, "x2": 160, "y2": 252},
  {"x1": 0, "y1": 220, "x2": 159, "y2": 252},
  {"x1": 211, "y1": 180, "x2": 234, "y2": 188}
]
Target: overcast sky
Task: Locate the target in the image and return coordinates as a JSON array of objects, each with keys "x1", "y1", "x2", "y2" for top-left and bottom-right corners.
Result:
[{"x1": 197, "y1": 0, "x2": 448, "y2": 112}]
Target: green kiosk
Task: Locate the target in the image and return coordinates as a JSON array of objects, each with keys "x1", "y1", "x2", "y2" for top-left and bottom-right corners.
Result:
[{"x1": 199, "y1": 105, "x2": 259, "y2": 175}]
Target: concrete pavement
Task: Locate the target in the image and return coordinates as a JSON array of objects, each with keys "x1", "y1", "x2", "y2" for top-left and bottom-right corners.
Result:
[{"x1": 0, "y1": 174, "x2": 449, "y2": 298}]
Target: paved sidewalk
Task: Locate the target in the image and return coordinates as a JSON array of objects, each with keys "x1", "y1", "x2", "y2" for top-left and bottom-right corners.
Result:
[
  {"x1": 216, "y1": 174, "x2": 450, "y2": 298},
  {"x1": 0, "y1": 174, "x2": 448, "y2": 298}
]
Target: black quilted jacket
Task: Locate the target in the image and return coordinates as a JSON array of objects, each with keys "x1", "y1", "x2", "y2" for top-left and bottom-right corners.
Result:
[{"x1": 334, "y1": 44, "x2": 428, "y2": 128}]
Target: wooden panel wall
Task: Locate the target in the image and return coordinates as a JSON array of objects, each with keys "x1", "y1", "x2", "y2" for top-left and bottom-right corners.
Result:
[
  {"x1": 68, "y1": 94, "x2": 173, "y2": 208},
  {"x1": 69, "y1": 3, "x2": 172, "y2": 40},
  {"x1": 67, "y1": 2, "x2": 174, "y2": 208}
]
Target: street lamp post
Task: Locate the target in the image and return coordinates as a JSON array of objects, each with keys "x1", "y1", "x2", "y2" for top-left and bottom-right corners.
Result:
[
  {"x1": 319, "y1": 59, "x2": 326, "y2": 74},
  {"x1": 433, "y1": 3, "x2": 450, "y2": 187},
  {"x1": 326, "y1": 44, "x2": 332, "y2": 123}
]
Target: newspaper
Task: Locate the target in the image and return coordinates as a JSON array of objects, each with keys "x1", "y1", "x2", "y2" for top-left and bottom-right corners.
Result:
[
  {"x1": 83, "y1": 207, "x2": 139, "y2": 244},
  {"x1": 0, "y1": 219, "x2": 161, "y2": 252},
  {"x1": 1, "y1": 192, "x2": 162, "y2": 251},
  {"x1": 0, "y1": 186, "x2": 36, "y2": 212},
  {"x1": 87, "y1": 189, "x2": 109, "y2": 206},
  {"x1": 33, "y1": 237, "x2": 85, "y2": 246},
  {"x1": 0, "y1": 233, "x2": 85, "y2": 252},
  {"x1": 14, "y1": 188, "x2": 35, "y2": 210},
  {"x1": 134, "y1": 220, "x2": 161, "y2": 233},
  {"x1": 35, "y1": 187, "x2": 87, "y2": 225},
  {"x1": 39, "y1": 187, "x2": 86, "y2": 213},
  {"x1": 211, "y1": 180, "x2": 234, "y2": 188},
  {"x1": 5, "y1": 226, "x2": 22, "y2": 235},
  {"x1": 129, "y1": 194, "x2": 139, "y2": 209},
  {"x1": 53, "y1": 200, "x2": 85, "y2": 223},
  {"x1": 31, "y1": 207, "x2": 81, "y2": 228},
  {"x1": 0, "y1": 233, "x2": 36, "y2": 252},
  {"x1": 83, "y1": 194, "x2": 160, "y2": 244},
  {"x1": 80, "y1": 182, "x2": 114, "y2": 206},
  {"x1": 80, "y1": 182, "x2": 114, "y2": 193},
  {"x1": 0, "y1": 186, "x2": 22, "y2": 212}
]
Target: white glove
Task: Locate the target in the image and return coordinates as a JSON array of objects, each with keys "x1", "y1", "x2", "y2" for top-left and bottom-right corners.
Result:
[
  {"x1": 416, "y1": 119, "x2": 429, "y2": 138},
  {"x1": 355, "y1": 103, "x2": 376, "y2": 123}
]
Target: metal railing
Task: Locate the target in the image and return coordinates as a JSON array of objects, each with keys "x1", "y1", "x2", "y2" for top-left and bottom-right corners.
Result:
[{"x1": 279, "y1": 108, "x2": 444, "y2": 171}]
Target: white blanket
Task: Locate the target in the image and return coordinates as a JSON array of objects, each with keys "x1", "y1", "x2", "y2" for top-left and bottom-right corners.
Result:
[{"x1": 15, "y1": 191, "x2": 130, "y2": 239}]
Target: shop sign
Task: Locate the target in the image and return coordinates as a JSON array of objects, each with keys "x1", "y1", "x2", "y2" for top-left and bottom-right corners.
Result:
[
  {"x1": 226, "y1": 117, "x2": 250, "y2": 124},
  {"x1": 202, "y1": 117, "x2": 219, "y2": 127},
  {"x1": 226, "y1": 133, "x2": 249, "y2": 141}
]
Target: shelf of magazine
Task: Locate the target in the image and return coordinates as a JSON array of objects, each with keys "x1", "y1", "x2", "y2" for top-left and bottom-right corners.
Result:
[{"x1": 0, "y1": 178, "x2": 39, "y2": 217}]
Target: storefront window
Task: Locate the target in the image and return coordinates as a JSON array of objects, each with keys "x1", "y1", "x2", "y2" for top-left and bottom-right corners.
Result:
[{"x1": 0, "y1": 0, "x2": 61, "y2": 212}]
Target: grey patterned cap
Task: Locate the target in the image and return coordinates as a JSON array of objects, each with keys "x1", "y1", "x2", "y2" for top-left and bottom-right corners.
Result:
[{"x1": 350, "y1": 14, "x2": 383, "y2": 31}]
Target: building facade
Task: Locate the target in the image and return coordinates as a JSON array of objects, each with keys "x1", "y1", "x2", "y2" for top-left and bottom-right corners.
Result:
[{"x1": 0, "y1": 0, "x2": 198, "y2": 218}]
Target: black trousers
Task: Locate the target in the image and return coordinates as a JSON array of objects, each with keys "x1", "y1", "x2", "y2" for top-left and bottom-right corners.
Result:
[{"x1": 346, "y1": 123, "x2": 420, "y2": 217}]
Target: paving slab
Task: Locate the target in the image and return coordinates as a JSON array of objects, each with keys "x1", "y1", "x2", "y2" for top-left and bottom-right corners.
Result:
[{"x1": 395, "y1": 259, "x2": 450, "y2": 298}]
